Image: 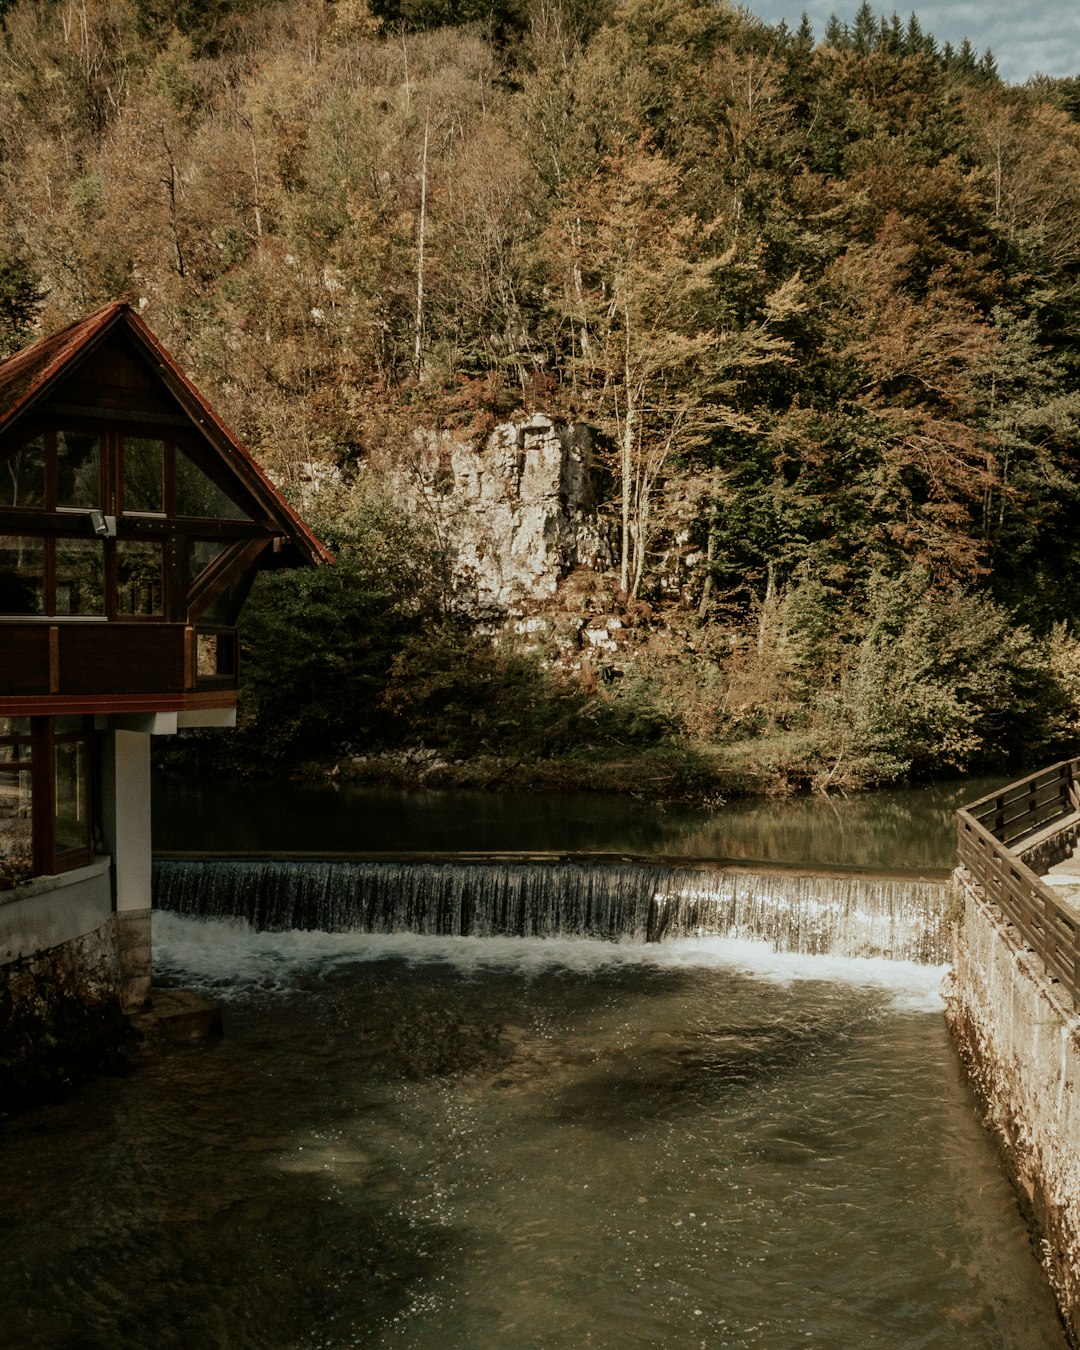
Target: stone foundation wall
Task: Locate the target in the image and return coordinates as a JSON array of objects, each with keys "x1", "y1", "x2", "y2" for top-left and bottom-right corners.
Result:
[
  {"x1": 945, "y1": 872, "x2": 1080, "y2": 1343},
  {"x1": 0, "y1": 916, "x2": 131, "y2": 1113}
]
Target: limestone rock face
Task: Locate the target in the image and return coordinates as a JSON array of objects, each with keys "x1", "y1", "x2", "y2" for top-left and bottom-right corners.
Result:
[{"x1": 390, "y1": 416, "x2": 610, "y2": 618}]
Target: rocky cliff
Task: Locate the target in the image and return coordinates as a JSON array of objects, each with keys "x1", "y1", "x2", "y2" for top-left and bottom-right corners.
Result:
[{"x1": 387, "y1": 416, "x2": 611, "y2": 620}]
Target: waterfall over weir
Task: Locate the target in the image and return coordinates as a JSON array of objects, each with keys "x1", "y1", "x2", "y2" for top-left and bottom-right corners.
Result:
[{"x1": 153, "y1": 856, "x2": 950, "y2": 965}]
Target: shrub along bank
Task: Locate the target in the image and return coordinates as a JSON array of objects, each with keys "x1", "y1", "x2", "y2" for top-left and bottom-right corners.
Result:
[{"x1": 166, "y1": 482, "x2": 1080, "y2": 803}]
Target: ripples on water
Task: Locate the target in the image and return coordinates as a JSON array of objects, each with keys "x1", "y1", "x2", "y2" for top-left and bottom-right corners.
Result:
[{"x1": 0, "y1": 920, "x2": 1068, "y2": 1350}]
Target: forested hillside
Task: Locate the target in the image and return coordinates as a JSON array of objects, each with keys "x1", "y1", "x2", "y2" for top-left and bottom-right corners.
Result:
[{"x1": 4, "y1": 0, "x2": 1080, "y2": 795}]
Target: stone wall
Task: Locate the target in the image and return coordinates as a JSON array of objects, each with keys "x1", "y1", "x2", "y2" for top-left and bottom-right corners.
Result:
[
  {"x1": 0, "y1": 915, "x2": 129, "y2": 1112},
  {"x1": 388, "y1": 416, "x2": 611, "y2": 619},
  {"x1": 945, "y1": 872, "x2": 1080, "y2": 1342}
]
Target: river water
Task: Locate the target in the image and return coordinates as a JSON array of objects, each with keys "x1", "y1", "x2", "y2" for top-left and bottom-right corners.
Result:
[
  {"x1": 151, "y1": 773, "x2": 1005, "y2": 870},
  {"x1": 0, "y1": 776, "x2": 1069, "y2": 1348}
]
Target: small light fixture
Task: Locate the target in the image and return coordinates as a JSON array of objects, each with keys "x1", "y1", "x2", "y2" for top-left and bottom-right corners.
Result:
[{"x1": 89, "y1": 510, "x2": 116, "y2": 538}]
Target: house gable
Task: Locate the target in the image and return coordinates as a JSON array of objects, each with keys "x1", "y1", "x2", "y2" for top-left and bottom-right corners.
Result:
[{"x1": 0, "y1": 302, "x2": 329, "y2": 715}]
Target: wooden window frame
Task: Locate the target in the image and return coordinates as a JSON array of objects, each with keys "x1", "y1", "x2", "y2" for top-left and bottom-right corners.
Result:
[
  {"x1": 0, "y1": 420, "x2": 270, "y2": 627},
  {"x1": 0, "y1": 716, "x2": 94, "y2": 877}
]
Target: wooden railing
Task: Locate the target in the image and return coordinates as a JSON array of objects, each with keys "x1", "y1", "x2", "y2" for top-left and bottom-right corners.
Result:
[{"x1": 958, "y1": 759, "x2": 1080, "y2": 1008}]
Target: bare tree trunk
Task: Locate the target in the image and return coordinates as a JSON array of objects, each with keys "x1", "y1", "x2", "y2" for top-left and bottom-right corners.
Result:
[
  {"x1": 756, "y1": 559, "x2": 776, "y2": 652},
  {"x1": 161, "y1": 125, "x2": 185, "y2": 279},
  {"x1": 414, "y1": 118, "x2": 429, "y2": 380},
  {"x1": 698, "y1": 519, "x2": 718, "y2": 619},
  {"x1": 250, "y1": 131, "x2": 263, "y2": 239},
  {"x1": 621, "y1": 389, "x2": 634, "y2": 595},
  {"x1": 630, "y1": 477, "x2": 648, "y2": 599}
]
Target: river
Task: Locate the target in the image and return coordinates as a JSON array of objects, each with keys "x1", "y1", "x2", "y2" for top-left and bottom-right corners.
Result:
[{"x1": 0, "y1": 775, "x2": 1068, "y2": 1349}]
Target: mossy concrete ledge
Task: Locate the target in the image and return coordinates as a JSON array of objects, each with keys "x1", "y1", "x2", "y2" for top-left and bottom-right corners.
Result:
[{"x1": 945, "y1": 871, "x2": 1080, "y2": 1343}]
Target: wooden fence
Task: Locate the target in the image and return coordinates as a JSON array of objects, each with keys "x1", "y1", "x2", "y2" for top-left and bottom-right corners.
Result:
[{"x1": 958, "y1": 759, "x2": 1080, "y2": 1009}]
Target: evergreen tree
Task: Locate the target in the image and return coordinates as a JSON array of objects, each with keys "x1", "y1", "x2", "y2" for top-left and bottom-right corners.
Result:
[
  {"x1": 852, "y1": 1, "x2": 876, "y2": 54},
  {"x1": 0, "y1": 255, "x2": 44, "y2": 358},
  {"x1": 824, "y1": 13, "x2": 847, "y2": 48}
]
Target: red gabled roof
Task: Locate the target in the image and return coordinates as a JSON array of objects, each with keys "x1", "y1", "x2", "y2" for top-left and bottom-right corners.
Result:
[
  {"x1": 0, "y1": 304, "x2": 121, "y2": 427},
  {"x1": 0, "y1": 302, "x2": 332, "y2": 567}
]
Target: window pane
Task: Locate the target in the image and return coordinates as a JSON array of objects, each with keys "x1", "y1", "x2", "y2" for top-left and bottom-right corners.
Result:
[
  {"x1": 123, "y1": 437, "x2": 165, "y2": 513},
  {"x1": 0, "y1": 535, "x2": 45, "y2": 614},
  {"x1": 56, "y1": 431, "x2": 101, "y2": 508},
  {"x1": 55, "y1": 539, "x2": 104, "y2": 615},
  {"x1": 196, "y1": 632, "x2": 236, "y2": 677},
  {"x1": 54, "y1": 733, "x2": 90, "y2": 857},
  {"x1": 116, "y1": 540, "x2": 164, "y2": 615},
  {"x1": 176, "y1": 452, "x2": 248, "y2": 520},
  {"x1": 190, "y1": 539, "x2": 227, "y2": 581},
  {"x1": 201, "y1": 573, "x2": 249, "y2": 624},
  {"x1": 0, "y1": 435, "x2": 45, "y2": 509},
  {"x1": 0, "y1": 719, "x2": 32, "y2": 764},
  {"x1": 0, "y1": 765, "x2": 33, "y2": 872}
]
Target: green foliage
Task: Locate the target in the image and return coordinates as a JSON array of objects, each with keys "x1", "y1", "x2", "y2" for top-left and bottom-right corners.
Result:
[
  {"x1": 132, "y1": 0, "x2": 262, "y2": 55},
  {"x1": 383, "y1": 625, "x2": 590, "y2": 754},
  {"x1": 382, "y1": 624, "x2": 676, "y2": 757},
  {"x1": 368, "y1": 0, "x2": 529, "y2": 42},
  {"x1": 0, "y1": 254, "x2": 44, "y2": 358},
  {"x1": 5, "y1": 0, "x2": 1080, "y2": 791},
  {"x1": 192, "y1": 482, "x2": 448, "y2": 771},
  {"x1": 831, "y1": 572, "x2": 1067, "y2": 778}
]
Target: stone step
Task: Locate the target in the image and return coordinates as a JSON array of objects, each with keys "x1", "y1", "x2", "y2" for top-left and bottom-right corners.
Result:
[{"x1": 129, "y1": 988, "x2": 223, "y2": 1044}]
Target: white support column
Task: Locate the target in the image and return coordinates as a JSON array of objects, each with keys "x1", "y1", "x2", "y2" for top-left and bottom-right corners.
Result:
[{"x1": 101, "y1": 729, "x2": 153, "y2": 1010}]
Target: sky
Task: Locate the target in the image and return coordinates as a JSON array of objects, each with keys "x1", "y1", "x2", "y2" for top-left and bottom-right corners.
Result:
[{"x1": 742, "y1": 1, "x2": 1080, "y2": 85}]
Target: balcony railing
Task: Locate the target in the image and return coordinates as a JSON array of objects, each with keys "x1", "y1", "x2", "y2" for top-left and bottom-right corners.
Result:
[{"x1": 958, "y1": 759, "x2": 1080, "y2": 1008}]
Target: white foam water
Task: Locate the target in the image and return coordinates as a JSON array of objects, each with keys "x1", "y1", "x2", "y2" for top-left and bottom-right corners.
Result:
[{"x1": 153, "y1": 912, "x2": 948, "y2": 1013}]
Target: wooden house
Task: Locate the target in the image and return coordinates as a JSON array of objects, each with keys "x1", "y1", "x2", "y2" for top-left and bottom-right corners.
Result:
[{"x1": 0, "y1": 302, "x2": 328, "y2": 1014}]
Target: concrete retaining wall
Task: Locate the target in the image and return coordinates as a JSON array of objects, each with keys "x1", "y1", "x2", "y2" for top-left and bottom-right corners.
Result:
[
  {"x1": 0, "y1": 858, "x2": 113, "y2": 964},
  {"x1": 946, "y1": 871, "x2": 1080, "y2": 1343}
]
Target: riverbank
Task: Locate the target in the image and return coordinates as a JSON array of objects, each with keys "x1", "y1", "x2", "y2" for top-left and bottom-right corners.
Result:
[
  {"x1": 313, "y1": 736, "x2": 1008, "y2": 808},
  {"x1": 324, "y1": 742, "x2": 748, "y2": 805}
]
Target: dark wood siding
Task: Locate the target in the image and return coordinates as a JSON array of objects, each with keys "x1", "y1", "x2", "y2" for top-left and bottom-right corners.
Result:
[
  {"x1": 60, "y1": 624, "x2": 188, "y2": 694},
  {"x1": 0, "y1": 626, "x2": 50, "y2": 693}
]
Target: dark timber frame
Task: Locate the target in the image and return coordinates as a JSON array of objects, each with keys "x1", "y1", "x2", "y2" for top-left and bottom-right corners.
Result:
[
  {"x1": 957, "y1": 760, "x2": 1080, "y2": 1009},
  {"x1": 0, "y1": 302, "x2": 330, "y2": 882}
]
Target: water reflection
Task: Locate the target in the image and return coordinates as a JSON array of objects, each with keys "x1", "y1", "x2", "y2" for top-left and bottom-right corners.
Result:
[{"x1": 154, "y1": 774, "x2": 1010, "y2": 872}]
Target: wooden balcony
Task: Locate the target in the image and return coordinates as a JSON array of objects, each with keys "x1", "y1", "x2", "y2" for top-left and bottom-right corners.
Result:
[{"x1": 0, "y1": 620, "x2": 237, "y2": 714}]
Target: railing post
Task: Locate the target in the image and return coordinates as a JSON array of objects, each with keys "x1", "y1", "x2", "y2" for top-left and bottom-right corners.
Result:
[{"x1": 1074, "y1": 921, "x2": 1080, "y2": 1001}]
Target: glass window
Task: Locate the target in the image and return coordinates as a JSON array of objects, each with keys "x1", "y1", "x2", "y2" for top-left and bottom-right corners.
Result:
[
  {"x1": 196, "y1": 632, "x2": 236, "y2": 678},
  {"x1": 0, "y1": 435, "x2": 45, "y2": 509},
  {"x1": 190, "y1": 539, "x2": 227, "y2": 582},
  {"x1": 122, "y1": 437, "x2": 165, "y2": 514},
  {"x1": 54, "y1": 719, "x2": 91, "y2": 859},
  {"x1": 0, "y1": 766, "x2": 33, "y2": 871},
  {"x1": 0, "y1": 717, "x2": 32, "y2": 761},
  {"x1": 116, "y1": 540, "x2": 164, "y2": 616},
  {"x1": 0, "y1": 717, "x2": 33, "y2": 877},
  {"x1": 56, "y1": 431, "x2": 101, "y2": 509},
  {"x1": 200, "y1": 574, "x2": 249, "y2": 625},
  {"x1": 55, "y1": 539, "x2": 104, "y2": 615},
  {"x1": 176, "y1": 451, "x2": 249, "y2": 520},
  {"x1": 0, "y1": 535, "x2": 45, "y2": 614}
]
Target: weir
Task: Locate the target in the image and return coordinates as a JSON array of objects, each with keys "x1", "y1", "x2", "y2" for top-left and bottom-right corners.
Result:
[{"x1": 152, "y1": 855, "x2": 949, "y2": 964}]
